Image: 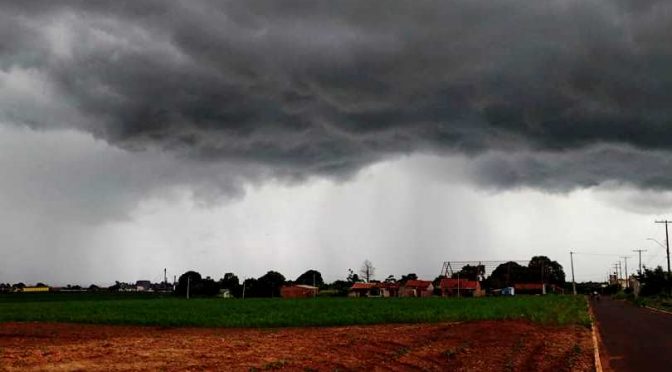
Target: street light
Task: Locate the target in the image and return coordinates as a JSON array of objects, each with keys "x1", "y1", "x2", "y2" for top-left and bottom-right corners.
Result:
[{"x1": 647, "y1": 237, "x2": 666, "y2": 249}]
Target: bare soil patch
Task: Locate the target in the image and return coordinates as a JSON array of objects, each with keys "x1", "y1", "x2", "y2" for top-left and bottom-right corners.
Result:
[{"x1": 0, "y1": 320, "x2": 593, "y2": 371}]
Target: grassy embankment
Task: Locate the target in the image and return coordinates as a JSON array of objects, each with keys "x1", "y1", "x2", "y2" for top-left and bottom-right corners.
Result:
[{"x1": 0, "y1": 293, "x2": 590, "y2": 328}]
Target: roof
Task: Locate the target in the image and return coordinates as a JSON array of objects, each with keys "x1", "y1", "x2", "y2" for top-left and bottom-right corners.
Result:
[
  {"x1": 440, "y1": 278, "x2": 480, "y2": 290},
  {"x1": 403, "y1": 280, "x2": 433, "y2": 289},
  {"x1": 350, "y1": 282, "x2": 378, "y2": 290}
]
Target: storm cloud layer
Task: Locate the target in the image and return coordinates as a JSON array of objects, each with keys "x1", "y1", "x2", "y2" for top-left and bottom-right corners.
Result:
[{"x1": 2, "y1": 0, "x2": 672, "y2": 190}]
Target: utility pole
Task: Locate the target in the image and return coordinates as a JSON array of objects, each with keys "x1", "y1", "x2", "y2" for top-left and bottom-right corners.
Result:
[
  {"x1": 633, "y1": 249, "x2": 647, "y2": 275},
  {"x1": 164, "y1": 268, "x2": 167, "y2": 284},
  {"x1": 186, "y1": 276, "x2": 190, "y2": 300},
  {"x1": 242, "y1": 279, "x2": 246, "y2": 299},
  {"x1": 570, "y1": 251, "x2": 577, "y2": 295},
  {"x1": 620, "y1": 256, "x2": 631, "y2": 288},
  {"x1": 655, "y1": 220, "x2": 672, "y2": 274}
]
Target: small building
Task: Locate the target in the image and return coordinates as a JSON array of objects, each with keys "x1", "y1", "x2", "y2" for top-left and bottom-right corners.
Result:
[
  {"x1": 379, "y1": 282, "x2": 400, "y2": 297},
  {"x1": 439, "y1": 278, "x2": 484, "y2": 297},
  {"x1": 348, "y1": 282, "x2": 380, "y2": 297},
  {"x1": 401, "y1": 280, "x2": 434, "y2": 297},
  {"x1": 501, "y1": 287, "x2": 515, "y2": 296},
  {"x1": 281, "y1": 284, "x2": 319, "y2": 298}
]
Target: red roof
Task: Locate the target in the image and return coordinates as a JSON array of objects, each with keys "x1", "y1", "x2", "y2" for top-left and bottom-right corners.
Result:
[
  {"x1": 350, "y1": 282, "x2": 378, "y2": 290},
  {"x1": 403, "y1": 280, "x2": 433, "y2": 289},
  {"x1": 440, "y1": 278, "x2": 480, "y2": 290}
]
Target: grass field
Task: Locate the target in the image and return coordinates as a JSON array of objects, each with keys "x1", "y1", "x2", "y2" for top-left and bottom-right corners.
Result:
[{"x1": 0, "y1": 293, "x2": 590, "y2": 328}]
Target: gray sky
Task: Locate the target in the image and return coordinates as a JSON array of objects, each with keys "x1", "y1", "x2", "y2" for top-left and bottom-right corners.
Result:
[{"x1": 1, "y1": 0, "x2": 672, "y2": 285}]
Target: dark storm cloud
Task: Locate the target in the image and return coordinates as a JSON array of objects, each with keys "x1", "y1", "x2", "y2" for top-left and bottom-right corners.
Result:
[{"x1": 2, "y1": 0, "x2": 672, "y2": 188}]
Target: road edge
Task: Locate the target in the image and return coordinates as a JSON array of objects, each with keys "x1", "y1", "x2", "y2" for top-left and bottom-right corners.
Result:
[
  {"x1": 588, "y1": 300, "x2": 604, "y2": 372},
  {"x1": 643, "y1": 304, "x2": 672, "y2": 316}
]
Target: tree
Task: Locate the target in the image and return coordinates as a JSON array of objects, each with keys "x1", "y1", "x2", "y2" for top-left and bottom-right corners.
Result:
[
  {"x1": 176, "y1": 271, "x2": 202, "y2": 296},
  {"x1": 328, "y1": 280, "x2": 352, "y2": 296},
  {"x1": 399, "y1": 273, "x2": 418, "y2": 284},
  {"x1": 347, "y1": 269, "x2": 361, "y2": 283},
  {"x1": 485, "y1": 261, "x2": 528, "y2": 288},
  {"x1": 252, "y1": 271, "x2": 286, "y2": 297},
  {"x1": 295, "y1": 269, "x2": 324, "y2": 287},
  {"x1": 528, "y1": 256, "x2": 565, "y2": 285},
  {"x1": 384, "y1": 275, "x2": 397, "y2": 283},
  {"x1": 451, "y1": 264, "x2": 485, "y2": 281},
  {"x1": 218, "y1": 273, "x2": 242, "y2": 297},
  {"x1": 360, "y1": 259, "x2": 375, "y2": 282},
  {"x1": 640, "y1": 266, "x2": 672, "y2": 296}
]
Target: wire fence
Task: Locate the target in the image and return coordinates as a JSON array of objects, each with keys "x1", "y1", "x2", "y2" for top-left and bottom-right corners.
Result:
[{"x1": 440, "y1": 260, "x2": 530, "y2": 279}]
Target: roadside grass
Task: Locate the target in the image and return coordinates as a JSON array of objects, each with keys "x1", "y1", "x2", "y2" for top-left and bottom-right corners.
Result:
[
  {"x1": 633, "y1": 296, "x2": 672, "y2": 312},
  {"x1": 0, "y1": 294, "x2": 590, "y2": 328}
]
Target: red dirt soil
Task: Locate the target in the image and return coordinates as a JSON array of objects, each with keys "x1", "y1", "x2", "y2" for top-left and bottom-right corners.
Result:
[{"x1": 0, "y1": 320, "x2": 594, "y2": 371}]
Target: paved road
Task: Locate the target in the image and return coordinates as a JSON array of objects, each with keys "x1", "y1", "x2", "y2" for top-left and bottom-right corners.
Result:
[{"x1": 592, "y1": 297, "x2": 672, "y2": 371}]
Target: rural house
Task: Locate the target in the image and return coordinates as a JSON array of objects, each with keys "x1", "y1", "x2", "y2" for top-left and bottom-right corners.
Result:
[
  {"x1": 378, "y1": 282, "x2": 400, "y2": 297},
  {"x1": 348, "y1": 282, "x2": 380, "y2": 297},
  {"x1": 401, "y1": 279, "x2": 434, "y2": 297},
  {"x1": 439, "y1": 278, "x2": 484, "y2": 297}
]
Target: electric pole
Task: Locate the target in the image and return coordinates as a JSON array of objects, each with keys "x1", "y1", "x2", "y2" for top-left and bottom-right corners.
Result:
[
  {"x1": 620, "y1": 256, "x2": 631, "y2": 288},
  {"x1": 654, "y1": 220, "x2": 672, "y2": 274},
  {"x1": 186, "y1": 276, "x2": 190, "y2": 300},
  {"x1": 633, "y1": 249, "x2": 647, "y2": 275},
  {"x1": 570, "y1": 251, "x2": 577, "y2": 295}
]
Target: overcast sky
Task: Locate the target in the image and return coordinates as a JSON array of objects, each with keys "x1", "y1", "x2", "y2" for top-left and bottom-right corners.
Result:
[{"x1": 1, "y1": 0, "x2": 672, "y2": 286}]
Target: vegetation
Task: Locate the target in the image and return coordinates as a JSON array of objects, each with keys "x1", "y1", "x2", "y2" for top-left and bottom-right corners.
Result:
[
  {"x1": 639, "y1": 266, "x2": 672, "y2": 296},
  {"x1": 484, "y1": 256, "x2": 565, "y2": 289},
  {"x1": 0, "y1": 293, "x2": 590, "y2": 328}
]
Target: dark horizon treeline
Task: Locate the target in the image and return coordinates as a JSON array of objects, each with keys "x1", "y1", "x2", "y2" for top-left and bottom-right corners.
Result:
[{"x1": 1, "y1": 255, "x2": 572, "y2": 297}]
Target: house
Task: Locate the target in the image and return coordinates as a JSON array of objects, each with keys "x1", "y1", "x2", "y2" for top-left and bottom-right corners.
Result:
[
  {"x1": 401, "y1": 280, "x2": 434, "y2": 297},
  {"x1": 348, "y1": 282, "x2": 381, "y2": 297},
  {"x1": 281, "y1": 284, "x2": 319, "y2": 298},
  {"x1": 378, "y1": 282, "x2": 400, "y2": 297},
  {"x1": 439, "y1": 278, "x2": 484, "y2": 297}
]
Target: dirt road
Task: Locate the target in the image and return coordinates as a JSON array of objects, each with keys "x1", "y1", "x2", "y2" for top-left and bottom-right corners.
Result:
[
  {"x1": 592, "y1": 297, "x2": 672, "y2": 371},
  {"x1": 0, "y1": 320, "x2": 593, "y2": 371}
]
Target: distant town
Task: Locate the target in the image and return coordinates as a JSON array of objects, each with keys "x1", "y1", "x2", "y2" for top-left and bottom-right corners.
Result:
[{"x1": 3, "y1": 254, "x2": 653, "y2": 299}]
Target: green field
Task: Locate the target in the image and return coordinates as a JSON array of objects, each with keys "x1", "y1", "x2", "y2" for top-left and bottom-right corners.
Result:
[{"x1": 0, "y1": 293, "x2": 590, "y2": 328}]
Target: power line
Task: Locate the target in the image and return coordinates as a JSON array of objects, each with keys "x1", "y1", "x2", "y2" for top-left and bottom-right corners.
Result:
[{"x1": 572, "y1": 252, "x2": 624, "y2": 257}]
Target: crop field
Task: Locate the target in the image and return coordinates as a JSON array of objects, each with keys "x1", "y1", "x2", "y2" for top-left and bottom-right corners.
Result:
[{"x1": 0, "y1": 293, "x2": 590, "y2": 327}]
